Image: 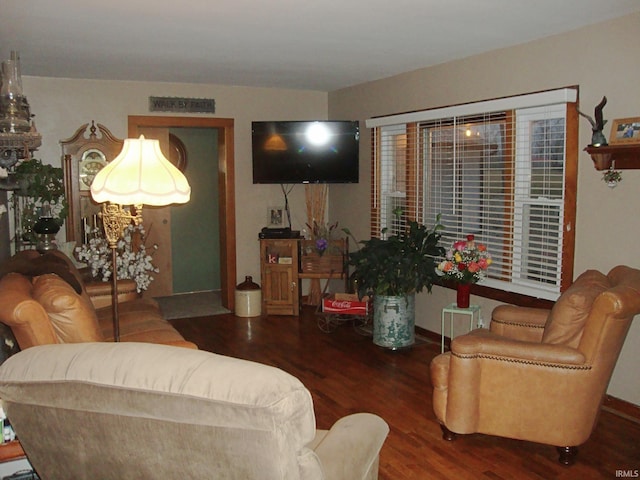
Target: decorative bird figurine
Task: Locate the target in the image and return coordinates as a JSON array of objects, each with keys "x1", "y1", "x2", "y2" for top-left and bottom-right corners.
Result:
[{"x1": 578, "y1": 96, "x2": 608, "y2": 146}]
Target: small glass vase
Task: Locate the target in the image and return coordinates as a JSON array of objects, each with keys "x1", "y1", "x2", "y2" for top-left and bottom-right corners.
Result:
[{"x1": 456, "y1": 283, "x2": 471, "y2": 308}]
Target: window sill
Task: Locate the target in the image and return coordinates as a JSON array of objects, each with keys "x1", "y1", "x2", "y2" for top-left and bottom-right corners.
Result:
[{"x1": 435, "y1": 280, "x2": 555, "y2": 309}]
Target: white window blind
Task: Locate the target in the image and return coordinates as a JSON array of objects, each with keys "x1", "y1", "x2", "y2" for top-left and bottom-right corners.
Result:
[
  {"x1": 372, "y1": 124, "x2": 422, "y2": 238},
  {"x1": 368, "y1": 88, "x2": 577, "y2": 300}
]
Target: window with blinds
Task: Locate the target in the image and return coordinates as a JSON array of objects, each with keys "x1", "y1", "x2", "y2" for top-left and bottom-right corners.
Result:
[{"x1": 367, "y1": 88, "x2": 578, "y2": 300}]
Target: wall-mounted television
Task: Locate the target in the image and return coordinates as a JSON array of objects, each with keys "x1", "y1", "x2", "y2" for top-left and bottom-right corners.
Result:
[{"x1": 252, "y1": 120, "x2": 359, "y2": 184}]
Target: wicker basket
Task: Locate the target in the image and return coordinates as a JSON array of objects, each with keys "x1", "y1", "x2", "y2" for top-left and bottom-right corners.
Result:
[
  {"x1": 301, "y1": 254, "x2": 344, "y2": 274},
  {"x1": 300, "y1": 239, "x2": 345, "y2": 274}
]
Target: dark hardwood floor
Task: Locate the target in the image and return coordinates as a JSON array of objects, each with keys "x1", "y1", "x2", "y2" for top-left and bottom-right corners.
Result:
[{"x1": 170, "y1": 307, "x2": 640, "y2": 480}]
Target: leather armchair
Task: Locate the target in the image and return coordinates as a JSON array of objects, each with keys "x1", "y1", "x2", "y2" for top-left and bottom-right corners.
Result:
[
  {"x1": 0, "y1": 342, "x2": 389, "y2": 479},
  {"x1": 430, "y1": 266, "x2": 640, "y2": 465}
]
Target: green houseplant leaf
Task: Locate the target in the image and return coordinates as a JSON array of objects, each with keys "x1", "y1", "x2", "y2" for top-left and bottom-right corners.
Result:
[
  {"x1": 11, "y1": 159, "x2": 69, "y2": 242},
  {"x1": 347, "y1": 215, "x2": 445, "y2": 298}
]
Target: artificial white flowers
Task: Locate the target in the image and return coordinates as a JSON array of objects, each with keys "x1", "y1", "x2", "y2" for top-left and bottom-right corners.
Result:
[{"x1": 75, "y1": 224, "x2": 158, "y2": 292}]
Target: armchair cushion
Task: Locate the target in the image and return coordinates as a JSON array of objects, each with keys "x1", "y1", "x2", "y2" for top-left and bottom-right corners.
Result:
[
  {"x1": 32, "y1": 274, "x2": 104, "y2": 343},
  {"x1": 542, "y1": 270, "x2": 609, "y2": 348}
]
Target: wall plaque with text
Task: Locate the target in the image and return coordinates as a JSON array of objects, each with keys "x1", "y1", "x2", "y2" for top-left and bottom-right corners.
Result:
[{"x1": 149, "y1": 96, "x2": 216, "y2": 114}]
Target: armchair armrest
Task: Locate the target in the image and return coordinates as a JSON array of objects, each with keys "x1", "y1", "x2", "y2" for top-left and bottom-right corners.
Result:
[
  {"x1": 312, "y1": 413, "x2": 389, "y2": 480},
  {"x1": 453, "y1": 329, "x2": 585, "y2": 366},
  {"x1": 490, "y1": 305, "x2": 550, "y2": 342},
  {"x1": 85, "y1": 279, "x2": 139, "y2": 309}
]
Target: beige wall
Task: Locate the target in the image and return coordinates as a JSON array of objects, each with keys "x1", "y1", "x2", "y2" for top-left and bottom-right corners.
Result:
[
  {"x1": 328, "y1": 12, "x2": 640, "y2": 405},
  {"x1": 21, "y1": 76, "x2": 327, "y2": 288}
]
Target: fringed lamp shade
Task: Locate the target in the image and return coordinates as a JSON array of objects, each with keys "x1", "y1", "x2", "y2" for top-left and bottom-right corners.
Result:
[{"x1": 91, "y1": 135, "x2": 191, "y2": 206}]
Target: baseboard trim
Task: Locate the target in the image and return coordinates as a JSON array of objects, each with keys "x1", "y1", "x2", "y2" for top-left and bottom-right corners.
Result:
[
  {"x1": 416, "y1": 326, "x2": 441, "y2": 344},
  {"x1": 417, "y1": 326, "x2": 640, "y2": 422},
  {"x1": 603, "y1": 395, "x2": 640, "y2": 424}
]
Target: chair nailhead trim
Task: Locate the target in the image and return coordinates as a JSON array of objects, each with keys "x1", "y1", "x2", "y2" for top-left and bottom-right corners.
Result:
[
  {"x1": 492, "y1": 320, "x2": 545, "y2": 329},
  {"x1": 452, "y1": 352, "x2": 592, "y2": 370}
]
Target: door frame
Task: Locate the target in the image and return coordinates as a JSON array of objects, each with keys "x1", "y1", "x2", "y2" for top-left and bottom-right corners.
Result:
[{"x1": 128, "y1": 115, "x2": 236, "y2": 310}]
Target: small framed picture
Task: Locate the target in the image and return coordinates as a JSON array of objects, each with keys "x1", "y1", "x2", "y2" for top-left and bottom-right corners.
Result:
[
  {"x1": 267, "y1": 206, "x2": 284, "y2": 228},
  {"x1": 610, "y1": 117, "x2": 640, "y2": 145}
]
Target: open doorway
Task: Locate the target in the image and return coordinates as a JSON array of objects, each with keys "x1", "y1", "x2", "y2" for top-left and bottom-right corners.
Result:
[
  {"x1": 128, "y1": 116, "x2": 236, "y2": 310},
  {"x1": 169, "y1": 128, "x2": 220, "y2": 294}
]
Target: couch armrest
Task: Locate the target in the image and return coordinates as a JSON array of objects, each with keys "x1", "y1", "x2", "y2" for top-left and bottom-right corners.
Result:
[
  {"x1": 86, "y1": 279, "x2": 139, "y2": 309},
  {"x1": 453, "y1": 328, "x2": 585, "y2": 366},
  {"x1": 312, "y1": 413, "x2": 389, "y2": 480},
  {"x1": 490, "y1": 305, "x2": 549, "y2": 342},
  {"x1": 0, "y1": 274, "x2": 59, "y2": 348}
]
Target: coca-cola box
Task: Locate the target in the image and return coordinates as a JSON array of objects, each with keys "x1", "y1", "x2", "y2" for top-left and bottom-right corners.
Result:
[{"x1": 322, "y1": 293, "x2": 369, "y2": 316}]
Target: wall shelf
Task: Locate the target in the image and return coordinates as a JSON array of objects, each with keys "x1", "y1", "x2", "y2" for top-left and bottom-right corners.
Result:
[{"x1": 584, "y1": 144, "x2": 640, "y2": 170}]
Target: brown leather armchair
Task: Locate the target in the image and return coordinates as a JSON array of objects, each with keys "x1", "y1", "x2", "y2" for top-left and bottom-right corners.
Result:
[{"x1": 430, "y1": 266, "x2": 640, "y2": 465}]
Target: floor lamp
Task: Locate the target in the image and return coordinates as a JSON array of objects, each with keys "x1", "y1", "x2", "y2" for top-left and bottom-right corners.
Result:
[{"x1": 90, "y1": 135, "x2": 191, "y2": 341}]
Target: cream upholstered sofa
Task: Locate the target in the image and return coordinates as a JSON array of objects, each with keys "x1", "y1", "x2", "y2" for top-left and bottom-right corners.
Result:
[
  {"x1": 430, "y1": 266, "x2": 640, "y2": 465},
  {"x1": 0, "y1": 342, "x2": 389, "y2": 479}
]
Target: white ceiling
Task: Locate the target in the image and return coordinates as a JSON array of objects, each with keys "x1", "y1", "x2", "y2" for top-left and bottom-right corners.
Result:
[{"x1": 1, "y1": 0, "x2": 639, "y2": 92}]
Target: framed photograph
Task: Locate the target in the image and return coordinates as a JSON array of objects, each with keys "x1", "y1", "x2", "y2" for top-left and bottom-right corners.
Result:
[
  {"x1": 610, "y1": 117, "x2": 640, "y2": 145},
  {"x1": 267, "y1": 206, "x2": 284, "y2": 228}
]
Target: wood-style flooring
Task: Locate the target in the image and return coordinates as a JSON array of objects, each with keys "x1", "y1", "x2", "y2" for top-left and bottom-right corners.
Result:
[{"x1": 170, "y1": 307, "x2": 640, "y2": 480}]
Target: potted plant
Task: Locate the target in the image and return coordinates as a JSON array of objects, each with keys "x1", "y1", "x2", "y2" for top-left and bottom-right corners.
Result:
[
  {"x1": 346, "y1": 215, "x2": 445, "y2": 349},
  {"x1": 11, "y1": 158, "x2": 68, "y2": 244},
  {"x1": 602, "y1": 168, "x2": 622, "y2": 188}
]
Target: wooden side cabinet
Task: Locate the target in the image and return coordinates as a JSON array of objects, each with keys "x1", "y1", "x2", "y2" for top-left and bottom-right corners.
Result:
[{"x1": 260, "y1": 239, "x2": 300, "y2": 316}]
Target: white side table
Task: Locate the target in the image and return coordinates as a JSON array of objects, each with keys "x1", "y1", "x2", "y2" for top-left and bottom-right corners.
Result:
[{"x1": 441, "y1": 303, "x2": 482, "y2": 353}]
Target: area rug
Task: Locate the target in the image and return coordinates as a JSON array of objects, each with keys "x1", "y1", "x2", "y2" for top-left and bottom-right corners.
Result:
[{"x1": 155, "y1": 290, "x2": 230, "y2": 320}]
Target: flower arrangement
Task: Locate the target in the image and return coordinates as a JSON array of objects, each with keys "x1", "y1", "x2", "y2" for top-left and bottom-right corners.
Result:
[
  {"x1": 437, "y1": 234, "x2": 492, "y2": 284},
  {"x1": 305, "y1": 220, "x2": 339, "y2": 255},
  {"x1": 74, "y1": 224, "x2": 158, "y2": 292}
]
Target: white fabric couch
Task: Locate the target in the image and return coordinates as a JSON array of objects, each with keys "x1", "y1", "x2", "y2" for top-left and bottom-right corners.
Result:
[{"x1": 0, "y1": 342, "x2": 389, "y2": 479}]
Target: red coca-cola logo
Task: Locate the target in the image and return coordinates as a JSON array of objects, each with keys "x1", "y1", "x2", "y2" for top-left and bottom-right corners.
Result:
[{"x1": 329, "y1": 300, "x2": 353, "y2": 308}]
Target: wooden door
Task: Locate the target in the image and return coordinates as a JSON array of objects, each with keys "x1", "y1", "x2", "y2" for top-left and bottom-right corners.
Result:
[{"x1": 134, "y1": 126, "x2": 173, "y2": 298}]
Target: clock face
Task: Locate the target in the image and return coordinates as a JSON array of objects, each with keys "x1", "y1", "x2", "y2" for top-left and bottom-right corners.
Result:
[{"x1": 79, "y1": 149, "x2": 107, "y2": 190}]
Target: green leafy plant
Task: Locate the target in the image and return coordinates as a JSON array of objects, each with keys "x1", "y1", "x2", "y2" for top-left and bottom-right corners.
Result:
[
  {"x1": 14, "y1": 158, "x2": 67, "y2": 205},
  {"x1": 346, "y1": 215, "x2": 445, "y2": 298},
  {"x1": 11, "y1": 158, "x2": 68, "y2": 242}
]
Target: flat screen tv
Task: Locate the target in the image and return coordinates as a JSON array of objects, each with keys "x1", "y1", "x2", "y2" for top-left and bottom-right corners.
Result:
[{"x1": 252, "y1": 120, "x2": 359, "y2": 184}]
